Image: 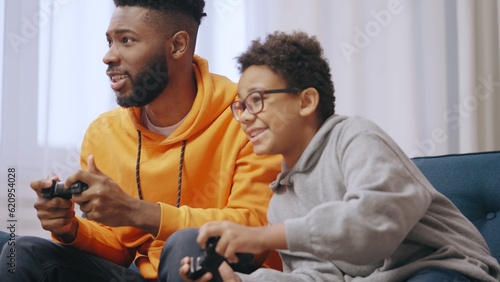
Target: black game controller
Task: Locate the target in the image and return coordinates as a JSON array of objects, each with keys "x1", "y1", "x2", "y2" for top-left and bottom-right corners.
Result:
[
  {"x1": 187, "y1": 237, "x2": 254, "y2": 282},
  {"x1": 41, "y1": 180, "x2": 88, "y2": 199}
]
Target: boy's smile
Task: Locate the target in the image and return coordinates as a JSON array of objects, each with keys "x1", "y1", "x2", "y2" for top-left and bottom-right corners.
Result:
[{"x1": 238, "y1": 65, "x2": 314, "y2": 167}]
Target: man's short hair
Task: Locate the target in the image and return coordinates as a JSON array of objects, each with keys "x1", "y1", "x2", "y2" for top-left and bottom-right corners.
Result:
[{"x1": 113, "y1": 0, "x2": 207, "y2": 25}]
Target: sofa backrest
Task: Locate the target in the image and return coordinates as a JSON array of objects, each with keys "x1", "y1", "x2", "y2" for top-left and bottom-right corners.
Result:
[{"x1": 412, "y1": 150, "x2": 500, "y2": 263}]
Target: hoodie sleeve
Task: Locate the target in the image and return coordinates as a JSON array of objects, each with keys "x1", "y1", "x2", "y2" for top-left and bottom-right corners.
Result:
[
  {"x1": 51, "y1": 217, "x2": 136, "y2": 267},
  {"x1": 50, "y1": 130, "x2": 137, "y2": 267},
  {"x1": 285, "y1": 119, "x2": 433, "y2": 265},
  {"x1": 236, "y1": 266, "x2": 344, "y2": 282}
]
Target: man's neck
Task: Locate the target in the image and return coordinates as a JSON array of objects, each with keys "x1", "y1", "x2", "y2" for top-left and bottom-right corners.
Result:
[{"x1": 143, "y1": 79, "x2": 197, "y2": 127}]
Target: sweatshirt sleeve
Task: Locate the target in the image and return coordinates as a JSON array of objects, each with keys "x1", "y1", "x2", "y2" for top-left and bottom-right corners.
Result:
[
  {"x1": 285, "y1": 121, "x2": 433, "y2": 265},
  {"x1": 51, "y1": 217, "x2": 137, "y2": 267},
  {"x1": 155, "y1": 140, "x2": 282, "y2": 240},
  {"x1": 49, "y1": 124, "x2": 137, "y2": 267},
  {"x1": 236, "y1": 266, "x2": 344, "y2": 282}
]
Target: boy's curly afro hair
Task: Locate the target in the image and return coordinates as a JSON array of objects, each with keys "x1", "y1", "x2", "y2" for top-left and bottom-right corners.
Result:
[{"x1": 237, "y1": 31, "x2": 335, "y2": 122}]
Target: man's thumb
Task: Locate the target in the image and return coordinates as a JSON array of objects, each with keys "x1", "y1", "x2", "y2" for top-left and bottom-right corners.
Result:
[{"x1": 87, "y1": 154, "x2": 102, "y2": 175}]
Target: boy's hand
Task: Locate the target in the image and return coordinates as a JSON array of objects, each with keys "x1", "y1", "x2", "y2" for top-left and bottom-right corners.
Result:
[
  {"x1": 179, "y1": 257, "x2": 241, "y2": 282},
  {"x1": 197, "y1": 221, "x2": 287, "y2": 264},
  {"x1": 197, "y1": 221, "x2": 268, "y2": 264}
]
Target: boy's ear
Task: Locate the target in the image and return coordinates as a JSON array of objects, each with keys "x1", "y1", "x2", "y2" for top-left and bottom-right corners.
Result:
[
  {"x1": 299, "y1": 87, "x2": 319, "y2": 117},
  {"x1": 169, "y1": 31, "x2": 189, "y2": 58}
]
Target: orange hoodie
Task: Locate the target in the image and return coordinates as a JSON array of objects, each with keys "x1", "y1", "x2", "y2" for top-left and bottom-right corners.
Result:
[{"x1": 53, "y1": 55, "x2": 282, "y2": 279}]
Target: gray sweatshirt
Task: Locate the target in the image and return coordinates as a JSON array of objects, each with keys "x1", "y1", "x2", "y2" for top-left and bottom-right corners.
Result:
[{"x1": 239, "y1": 115, "x2": 500, "y2": 282}]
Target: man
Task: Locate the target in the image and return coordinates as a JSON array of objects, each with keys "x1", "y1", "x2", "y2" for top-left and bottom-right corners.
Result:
[{"x1": 0, "y1": 1, "x2": 281, "y2": 281}]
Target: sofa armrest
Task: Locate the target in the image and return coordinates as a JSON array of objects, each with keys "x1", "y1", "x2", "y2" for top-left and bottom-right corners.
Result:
[{"x1": 412, "y1": 150, "x2": 500, "y2": 263}]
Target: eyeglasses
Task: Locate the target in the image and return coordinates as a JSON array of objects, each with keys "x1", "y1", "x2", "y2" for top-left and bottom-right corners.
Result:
[{"x1": 231, "y1": 88, "x2": 300, "y2": 121}]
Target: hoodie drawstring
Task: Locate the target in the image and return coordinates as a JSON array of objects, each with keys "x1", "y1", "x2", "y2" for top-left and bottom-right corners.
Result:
[
  {"x1": 176, "y1": 140, "x2": 186, "y2": 207},
  {"x1": 136, "y1": 130, "x2": 186, "y2": 208},
  {"x1": 136, "y1": 130, "x2": 143, "y2": 200}
]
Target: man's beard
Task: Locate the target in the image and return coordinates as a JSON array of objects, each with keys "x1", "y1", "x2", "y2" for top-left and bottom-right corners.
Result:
[{"x1": 116, "y1": 52, "x2": 169, "y2": 107}]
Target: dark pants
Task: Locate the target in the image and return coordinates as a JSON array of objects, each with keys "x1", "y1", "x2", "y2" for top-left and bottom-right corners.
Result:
[
  {"x1": 159, "y1": 228, "x2": 205, "y2": 282},
  {"x1": 406, "y1": 267, "x2": 471, "y2": 282},
  {"x1": 0, "y1": 234, "x2": 146, "y2": 282},
  {"x1": 0, "y1": 229, "x2": 249, "y2": 282},
  {"x1": 0, "y1": 230, "x2": 10, "y2": 247},
  {"x1": 158, "y1": 228, "x2": 251, "y2": 282}
]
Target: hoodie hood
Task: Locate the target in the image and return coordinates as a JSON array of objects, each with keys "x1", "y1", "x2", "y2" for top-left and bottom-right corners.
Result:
[
  {"x1": 122, "y1": 55, "x2": 238, "y2": 146},
  {"x1": 270, "y1": 115, "x2": 348, "y2": 190}
]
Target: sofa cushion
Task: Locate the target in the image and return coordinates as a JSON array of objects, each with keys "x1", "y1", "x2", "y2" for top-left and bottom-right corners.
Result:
[{"x1": 412, "y1": 150, "x2": 500, "y2": 263}]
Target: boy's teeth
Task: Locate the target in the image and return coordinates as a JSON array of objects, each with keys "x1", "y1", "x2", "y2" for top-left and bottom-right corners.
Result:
[{"x1": 251, "y1": 129, "x2": 264, "y2": 137}]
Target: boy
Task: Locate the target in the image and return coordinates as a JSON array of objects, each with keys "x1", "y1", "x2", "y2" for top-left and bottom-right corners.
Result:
[{"x1": 179, "y1": 31, "x2": 500, "y2": 281}]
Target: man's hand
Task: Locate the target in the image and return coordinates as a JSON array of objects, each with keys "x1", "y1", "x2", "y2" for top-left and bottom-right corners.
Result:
[
  {"x1": 179, "y1": 257, "x2": 241, "y2": 282},
  {"x1": 67, "y1": 155, "x2": 161, "y2": 235},
  {"x1": 31, "y1": 176, "x2": 78, "y2": 242}
]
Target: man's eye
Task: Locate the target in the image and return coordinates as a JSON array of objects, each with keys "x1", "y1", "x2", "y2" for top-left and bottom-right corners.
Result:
[
  {"x1": 121, "y1": 37, "x2": 135, "y2": 44},
  {"x1": 106, "y1": 38, "x2": 112, "y2": 47}
]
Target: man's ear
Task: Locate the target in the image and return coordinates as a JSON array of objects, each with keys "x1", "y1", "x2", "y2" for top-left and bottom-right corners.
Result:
[
  {"x1": 169, "y1": 31, "x2": 189, "y2": 58},
  {"x1": 299, "y1": 87, "x2": 319, "y2": 117}
]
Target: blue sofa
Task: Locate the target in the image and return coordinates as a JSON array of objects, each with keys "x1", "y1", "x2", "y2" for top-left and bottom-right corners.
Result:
[{"x1": 412, "y1": 150, "x2": 500, "y2": 263}]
